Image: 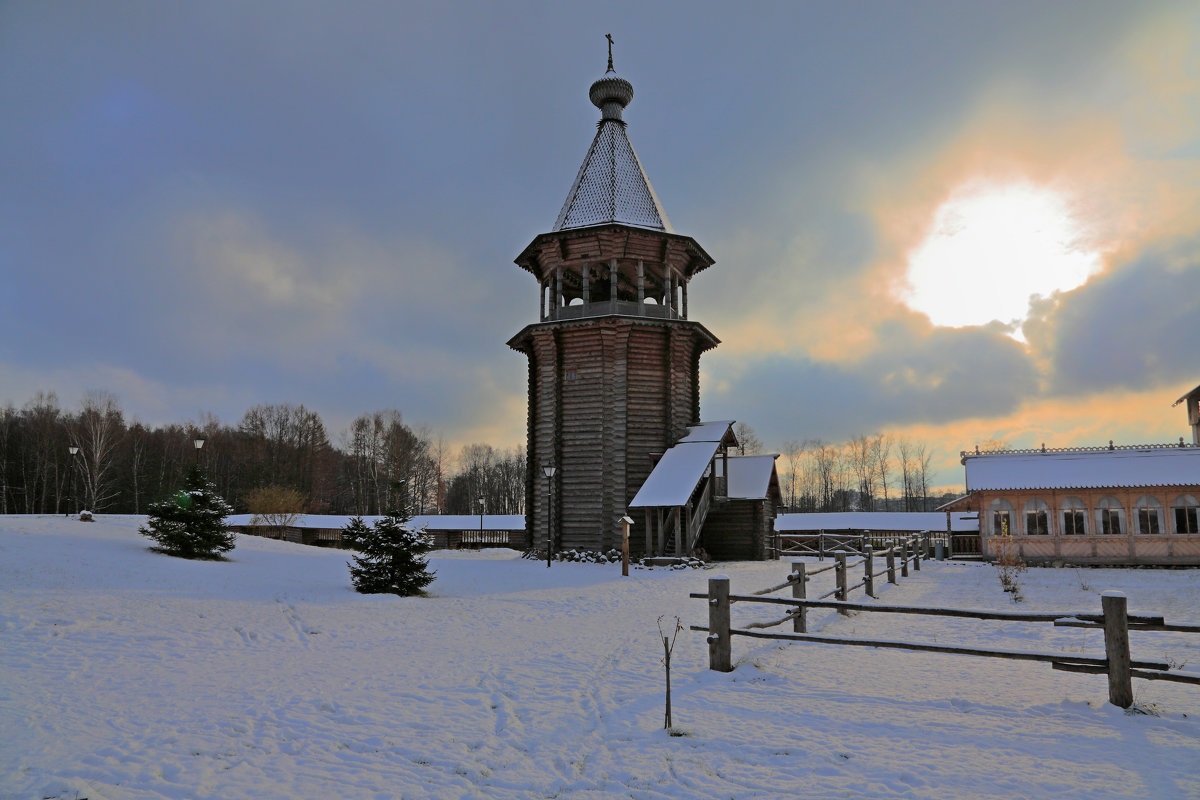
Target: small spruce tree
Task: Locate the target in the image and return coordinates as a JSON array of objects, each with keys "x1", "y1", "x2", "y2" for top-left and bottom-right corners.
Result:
[
  {"x1": 347, "y1": 511, "x2": 435, "y2": 596},
  {"x1": 340, "y1": 515, "x2": 371, "y2": 550},
  {"x1": 139, "y1": 465, "x2": 235, "y2": 559}
]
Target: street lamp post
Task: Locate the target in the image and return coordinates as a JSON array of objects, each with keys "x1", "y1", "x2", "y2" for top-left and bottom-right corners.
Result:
[
  {"x1": 542, "y1": 463, "x2": 556, "y2": 568},
  {"x1": 67, "y1": 445, "x2": 79, "y2": 516},
  {"x1": 478, "y1": 496, "x2": 485, "y2": 543},
  {"x1": 193, "y1": 436, "x2": 205, "y2": 465}
]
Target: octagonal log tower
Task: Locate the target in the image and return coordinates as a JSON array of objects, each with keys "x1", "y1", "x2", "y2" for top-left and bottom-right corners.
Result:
[{"x1": 508, "y1": 58, "x2": 720, "y2": 556}]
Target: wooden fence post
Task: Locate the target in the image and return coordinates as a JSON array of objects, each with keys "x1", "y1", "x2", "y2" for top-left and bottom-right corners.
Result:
[
  {"x1": 621, "y1": 515, "x2": 632, "y2": 577},
  {"x1": 791, "y1": 562, "x2": 807, "y2": 633},
  {"x1": 886, "y1": 541, "x2": 897, "y2": 584},
  {"x1": 835, "y1": 552, "x2": 848, "y2": 612},
  {"x1": 1102, "y1": 591, "x2": 1133, "y2": 708},
  {"x1": 912, "y1": 536, "x2": 921, "y2": 571},
  {"x1": 864, "y1": 545, "x2": 874, "y2": 598},
  {"x1": 819, "y1": 532, "x2": 826, "y2": 561},
  {"x1": 900, "y1": 539, "x2": 910, "y2": 578},
  {"x1": 859, "y1": 533, "x2": 866, "y2": 555},
  {"x1": 708, "y1": 577, "x2": 732, "y2": 672}
]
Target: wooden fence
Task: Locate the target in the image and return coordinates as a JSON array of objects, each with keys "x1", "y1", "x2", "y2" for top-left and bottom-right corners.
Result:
[
  {"x1": 772, "y1": 530, "x2": 983, "y2": 560},
  {"x1": 691, "y1": 563, "x2": 1200, "y2": 708}
]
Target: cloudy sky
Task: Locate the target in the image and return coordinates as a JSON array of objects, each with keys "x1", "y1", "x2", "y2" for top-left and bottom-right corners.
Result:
[{"x1": 3, "y1": 1, "x2": 1198, "y2": 488}]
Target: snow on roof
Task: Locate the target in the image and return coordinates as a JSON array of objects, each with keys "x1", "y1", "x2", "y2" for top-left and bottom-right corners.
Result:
[
  {"x1": 553, "y1": 109, "x2": 672, "y2": 233},
  {"x1": 227, "y1": 514, "x2": 526, "y2": 531},
  {"x1": 628, "y1": 440, "x2": 721, "y2": 507},
  {"x1": 1174, "y1": 382, "x2": 1200, "y2": 406},
  {"x1": 725, "y1": 454, "x2": 778, "y2": 500},
  {"x1": 776, "y1": 512, "x2": 979, "y2": 533},
  {"x1": 964, "y1": 446, "x2": 1200, "y2": 491},
  {"x1": 677, "y1": 420, "x2": 735, "y2": 444}
]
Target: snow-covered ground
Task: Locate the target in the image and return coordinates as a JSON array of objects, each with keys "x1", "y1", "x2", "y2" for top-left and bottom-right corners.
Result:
[{"x1": 3, "y1": 516, "x2": 1199, "y2": 800}]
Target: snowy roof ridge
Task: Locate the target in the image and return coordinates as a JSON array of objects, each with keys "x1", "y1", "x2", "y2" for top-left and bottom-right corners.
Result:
[
  {"x1": 962, "y1": 441, "x2": 1196, "y2": 462},
  {"x1": 963, "y1": 447, "x2": 1200, "y2": 491},
  {"x1": 677, "y1": 420, "x2": 736, "y2": 444}
]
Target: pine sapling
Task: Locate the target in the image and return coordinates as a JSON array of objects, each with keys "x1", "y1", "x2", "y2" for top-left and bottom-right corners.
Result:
[
  {"x1": 347, "y1": 511, "x2": 436, "y2": 596},
  {"x1": 340, "y1": 515, "x2": 372, "y2": 550},
  {"x1": 139, "y1": 465, "x2": 235, "y2": 559}
]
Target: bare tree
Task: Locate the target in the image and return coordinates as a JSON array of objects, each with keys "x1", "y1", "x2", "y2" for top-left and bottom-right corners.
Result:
[
  {"x1": 849, "y1": 434, "x2": 876, "y2": 511},
  {"x1": 915, "y1": 441, "x2": 934, "y2": 511},
  {"x1": 0, "y1": 404, "x2": 13, "y2": 514},
  {"x1": 811, "y1": 440, "x2": 843, "y2": 512},
  {"x1": 75, "y1": 390, "x2": 125, "y2": 511},
  {"x1": 733, "y1": 422, "x2": 763, "y2": 456},
  {"x1": 127, "y1": 421, "x2": 150, "y2": 514},
  {"x1": 897, "y1": 437, "x2": 915, "y2": 512},
  {"x1": 781, "y1": 438, "x2": 804, "y2": 511},
  {"x1": 872, "y1": 433, "x2": 892, "y2": 511}
]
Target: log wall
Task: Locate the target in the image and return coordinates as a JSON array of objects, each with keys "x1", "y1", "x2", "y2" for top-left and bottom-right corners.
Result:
[
  {"x1": 702, "y1": 500, "x2": 774, "y2": 561},
  {"x1": 513, "y1": 315, "x2": 717, "y2": 554}
]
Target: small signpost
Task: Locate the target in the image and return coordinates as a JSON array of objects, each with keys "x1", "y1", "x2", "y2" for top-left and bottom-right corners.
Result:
[{"x1": 620, "y1": 515, "x2": 633, "y2": 576}]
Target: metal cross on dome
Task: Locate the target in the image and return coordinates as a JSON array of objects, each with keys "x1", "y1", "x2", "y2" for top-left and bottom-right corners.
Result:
[{"x1": 606, "y1": 33, "x2": 614, "y2": 73}]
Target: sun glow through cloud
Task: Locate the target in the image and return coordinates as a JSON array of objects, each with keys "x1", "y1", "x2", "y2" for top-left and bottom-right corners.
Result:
[{"x1": 901, "y1": 183, "x2": 1102, "y2": 333}]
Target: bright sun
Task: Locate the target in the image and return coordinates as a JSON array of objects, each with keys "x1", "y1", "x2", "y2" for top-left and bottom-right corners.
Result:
[{"x1": 900, "y1": 183, "x2": 1102, "y2": 334}]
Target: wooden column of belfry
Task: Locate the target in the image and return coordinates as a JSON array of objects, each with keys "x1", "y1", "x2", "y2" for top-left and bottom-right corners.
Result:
[{"x1": 507, "y1": 45, "x2": 720, "y2": 556}]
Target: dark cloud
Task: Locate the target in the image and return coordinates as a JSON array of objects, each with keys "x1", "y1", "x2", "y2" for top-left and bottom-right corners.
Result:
[
  {"x1": 1033, "y1": 237, "x2": 1200, "y2": 396},
  {"x1": 703, "y1": 320, "x2": 1037, "y2": 447}
]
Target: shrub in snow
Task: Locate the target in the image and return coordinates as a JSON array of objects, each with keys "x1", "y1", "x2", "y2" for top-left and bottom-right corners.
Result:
[
  {"x1": 78, "y1": 510, "x2": 93, "y2": 522},
  {"x1": 246, "y1": 484, "x2": 307, "y2": 537},
  {"x1": 138, "y1": 465, "x2": 235, "y2": 559},
  {"x1": 347, "y1": 512, "x2": 436, "y2": 596},
  {"x1": 992, "y1": 515, "x2": 1026, "y2": 601}
]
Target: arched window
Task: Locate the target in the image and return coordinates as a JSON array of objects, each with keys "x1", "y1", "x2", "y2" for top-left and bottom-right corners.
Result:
[
  {"x1": 1060, "y1": 497, "x2": 1087, "y2": 536},
  {"x1": 1024, "y1": 498, "x2": 1050, "y2": 536},
  {"x1": 1095, "y1": 496, "x2": 1125, "y2": 535},
  {"x1": 1135, "y1": 495, "x2": 1163, "y2": 535},
  {"x1": 989, "y1": 499, "x2": 1016, "y2": 538},
  {"x1": 1173, "y1": 494, "x2": 1199, "y2": 534}
]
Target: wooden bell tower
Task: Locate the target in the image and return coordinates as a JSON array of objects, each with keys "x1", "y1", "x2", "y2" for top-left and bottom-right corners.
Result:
[{"x1": 508, "y1": 47, "x2": 720, "y2": 555}]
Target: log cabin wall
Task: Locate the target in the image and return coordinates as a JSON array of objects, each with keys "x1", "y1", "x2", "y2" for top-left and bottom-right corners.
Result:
[
  {"x1": 701, "y1": 500, "x2": 771, "y2": 561},
  {"x1": 513, "y1": 313, "x2": 717, "y2": 554}
]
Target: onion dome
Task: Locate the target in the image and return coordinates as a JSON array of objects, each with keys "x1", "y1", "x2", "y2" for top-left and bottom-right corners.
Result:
[
  {"x1": 552, "y1": 44, "x2": 672, "y2": 233},
  {"x1": 589, "y1": 74, "x2": 634, "y2": 122}
]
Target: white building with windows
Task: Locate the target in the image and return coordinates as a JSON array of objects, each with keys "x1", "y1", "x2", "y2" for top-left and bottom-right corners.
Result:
[{"x1": 944, "y1": 443, "x2": 1200, "y2": 565}]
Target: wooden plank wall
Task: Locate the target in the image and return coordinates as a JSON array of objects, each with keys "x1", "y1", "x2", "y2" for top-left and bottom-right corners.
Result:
[{"x1": 702, "y1": 500, "x2": 770, "y2": 561}]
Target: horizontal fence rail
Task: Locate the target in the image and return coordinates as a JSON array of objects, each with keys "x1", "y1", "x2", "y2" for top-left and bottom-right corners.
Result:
[
  {"x1": 771, "y1": 530, "x2": 984, "y2": 560},
  {"x1": 693, "y1": 565, "x2": 1200, "y2": 708}
]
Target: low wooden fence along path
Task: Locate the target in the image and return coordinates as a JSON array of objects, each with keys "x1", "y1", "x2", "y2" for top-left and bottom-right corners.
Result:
[
  {"x1": 691, "y1": 559, "x2": 1200, "y2": 708},
  {"x1": 773, "y1": 530, "x2": 982, "y2": 559}
]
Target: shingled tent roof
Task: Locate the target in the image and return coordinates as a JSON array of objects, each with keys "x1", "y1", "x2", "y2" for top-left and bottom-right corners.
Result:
[{"x1": 552, "y1": 68, "x2": 672, "y2": 233}]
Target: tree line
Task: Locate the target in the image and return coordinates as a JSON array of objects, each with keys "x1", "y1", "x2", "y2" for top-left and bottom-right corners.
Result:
[
  {"x1": 0, "y1": 390, "x2": 525, "y2": 517},
  {"x1": 745, "y1": 427, "x2": 953, "y2": 513}
]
